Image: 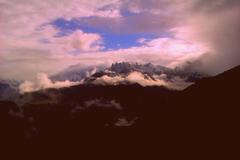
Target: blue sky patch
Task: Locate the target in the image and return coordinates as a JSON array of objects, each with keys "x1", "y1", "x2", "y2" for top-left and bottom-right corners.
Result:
[{"x1": 51, "y1": 18, "x2": 171, "y2": 50}]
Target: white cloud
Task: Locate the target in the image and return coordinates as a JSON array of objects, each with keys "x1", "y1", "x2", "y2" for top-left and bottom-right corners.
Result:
[
  {"x1": 126, "y1": 72, "x2": 168, "y2": 87},
  {"x1": 92, "y1": 74, "x2": 125, "y2": 86},
  {"x1": 114, "y1": 117, "x2": 138, "y2": 127},
  {"x1": 84, "y1": 99, "x2": 123, "y2": 110},
  {"x1": 45, "y1": 29, "x2": 104, "y2": 53},
  {"x1": 19, "y1": 73, "x2": 81, "y2": 94},
  {"x1": 92, "y1": 71, "x2": 191, "y2": 90},
  {"x1": 0, "y1": 0, "x2": 119, "y2": 56}
]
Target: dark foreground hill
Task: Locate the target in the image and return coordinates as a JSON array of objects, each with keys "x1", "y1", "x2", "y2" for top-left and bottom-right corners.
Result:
[{"x1": 0, "y1": 66, "x2": 240, "y2": 158}]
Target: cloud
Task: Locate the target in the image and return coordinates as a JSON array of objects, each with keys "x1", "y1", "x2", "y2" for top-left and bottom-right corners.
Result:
[
  {"x1": 70, "y1": 99, "x2": 123, "y2": 119},
  {"x1": 2, "y1": 24, "x2": 104, "y2": 54},
  {"x1": 84, "y1": 99, "x2": 123, "y2": 110},
  {"x1": 74, "y1": 0, "x2": 240, "y2": 74},
  {"x1": 0, "y1": 33, "x2": 206, "y2": 80},
  {"x1": 92, "y1": 71, "x2": 191, "y2": 90},
  {"x1": 0, "y1": 25, "x2": 104, "y2": 80},
  {"x1": 1, "y1": 0, "x2": 240, "y2": 80},
  {"x1": 44, "y1": 29, "x2": 104, "y2": 53},
  {"x1": 114, "y1": 117, "x2": 138, "y2": 127},
  {"x1": 19, "y1": 73, "x2": 81, "y2": 94},
  {"x1": 126, "y1": 72, "x2": 168, "y2": 87},
  {"x1": 0, "y1": 0, "x2": 119, "y2": 79},
  {"x1": 183, "y1": 6, "x2": 240, "y2": 74},
  {"x1": 1, "y1": 0, "x2": 206, "y2": 80}
]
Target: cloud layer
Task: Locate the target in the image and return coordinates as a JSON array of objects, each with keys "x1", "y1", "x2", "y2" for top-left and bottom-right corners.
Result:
[
  {"x1": 19, "y1": 73, "x2": 81, "y2": 93},
  {"x1": 92, "y1": 71, "x2": 191, "y2": 90}
]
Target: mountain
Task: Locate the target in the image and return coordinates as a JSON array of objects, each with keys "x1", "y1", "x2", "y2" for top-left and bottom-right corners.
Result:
[
  {"x1": 52, "y1": 62, "x2": 207, "y2": 83},
  {"x1": 175, "y1": 65, "x2": 240, "y2": 129},
  {"x1": 0, "y1": 79, "x2": 20, "y2": 101},
  {"x1": 108, "y1": 62, "x2": 206, "y2": 81},
  {"x1": 0, "y1": 65, "x2": 239, "y2": 157},
  {"x1": 82, "y1": 62, "x2": 207, "y2": 90},
  {"x1": 50, "y1": 64, "x2": 106, "y2": 81}
]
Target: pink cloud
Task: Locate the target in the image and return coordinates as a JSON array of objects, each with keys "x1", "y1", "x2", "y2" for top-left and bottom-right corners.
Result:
[
  {"x1": 19, "y1": 73, "x2": 81, "y2": 93},
  {"x1": 48, "y1": 30, "x2": 104, "y2": 53}
]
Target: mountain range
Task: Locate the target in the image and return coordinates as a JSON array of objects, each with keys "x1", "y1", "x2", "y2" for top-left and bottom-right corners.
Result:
[
  {"x1": 0, "y1": 62, "x2": 207, "y2": 102},
  {"x1": 52, "y1": 62, "x2": 207, "y2": 83},
  {"x1": 0, "y1": 64, "x2": 239, "y2": 156}
]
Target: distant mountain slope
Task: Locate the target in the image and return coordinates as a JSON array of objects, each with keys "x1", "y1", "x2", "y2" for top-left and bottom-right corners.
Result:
[
  {"x1": 172, "y1": 65, "x2": 240, "y2": 148},
  {"x1": 180, "y1": 64, "x2": 240, "y2": 108}
]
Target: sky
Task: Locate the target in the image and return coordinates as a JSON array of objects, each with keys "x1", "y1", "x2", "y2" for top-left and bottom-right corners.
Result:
[{"x1": 0, "y1": 0, "x2": 240, "y2": 80}]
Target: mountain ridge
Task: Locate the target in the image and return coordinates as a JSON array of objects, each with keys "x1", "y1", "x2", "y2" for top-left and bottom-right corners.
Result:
[{"x1": 51, "y1": 62, "x2": 207, "y2": 83}]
